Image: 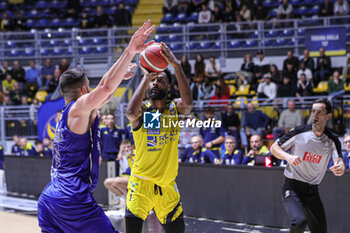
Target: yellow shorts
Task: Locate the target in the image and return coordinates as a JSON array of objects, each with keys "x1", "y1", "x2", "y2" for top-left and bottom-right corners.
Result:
[{"x1": 126, "y1": 175, "x2": 183, "y2": 224}]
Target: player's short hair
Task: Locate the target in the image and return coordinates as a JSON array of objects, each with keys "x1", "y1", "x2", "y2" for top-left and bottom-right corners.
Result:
[
  {"x1": 313, "y1": 98, "x2": 332, "y2": 114},
  {"x1": 59, "y1": 68, "x2": 87, "y2": 96}
]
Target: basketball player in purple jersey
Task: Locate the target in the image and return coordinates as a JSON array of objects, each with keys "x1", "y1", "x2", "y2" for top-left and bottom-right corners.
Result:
[{"x1": 38, "y1": 21, "x2": 155, "y2": 233}]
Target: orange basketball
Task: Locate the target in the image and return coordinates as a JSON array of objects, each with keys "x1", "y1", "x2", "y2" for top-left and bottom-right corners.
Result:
[{"x1": 140, "y1": 43, "x2": 168, "y2": 73}]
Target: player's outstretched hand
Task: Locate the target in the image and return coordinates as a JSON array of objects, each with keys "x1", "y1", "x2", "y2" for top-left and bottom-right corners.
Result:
[
  {"x1": 287, "y1": 155, "x2": 302, "y2": 167},
  {"x1": 330, "y1": 162, "x2": 345, "y2": 176},
  {"x1": 124, "y1": 63, "x2": 137, "y2": 80},
  {"x1": 160, "y1": 42, "x2": 179, "y2": 67},
  {"x1": 128, "y1": 20, "x2": 155, "y2": 54}
]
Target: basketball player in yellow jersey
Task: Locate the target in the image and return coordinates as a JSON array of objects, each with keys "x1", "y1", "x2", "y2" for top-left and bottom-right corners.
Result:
[{"x1": 125, "y1": 42, "x2": 193, "y2": 233}]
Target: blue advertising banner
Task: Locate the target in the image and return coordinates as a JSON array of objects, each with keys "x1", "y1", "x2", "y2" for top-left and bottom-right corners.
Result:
[
  {"x1": 305, "y1": 27, "x2": 346, "y2": 56},
  {"x1": 37, "y1": 97, "x2": 65, "y2": 140}
]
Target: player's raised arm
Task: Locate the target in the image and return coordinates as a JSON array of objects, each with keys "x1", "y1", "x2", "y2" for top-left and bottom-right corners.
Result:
[
  {"x1": 160, "y1": 42, "x2": 193, "y2": 114},
  {"x1": 73, "y1": 21, "x2": 155, "y2": 114},
  {"x1": 126, "y1": 68, "x2": 158, "y2": 128}
]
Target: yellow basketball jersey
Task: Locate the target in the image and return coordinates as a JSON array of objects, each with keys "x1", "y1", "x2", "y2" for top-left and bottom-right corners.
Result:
[{"x1": 132, "y1": 100, "x2": 180, "y2": 187}]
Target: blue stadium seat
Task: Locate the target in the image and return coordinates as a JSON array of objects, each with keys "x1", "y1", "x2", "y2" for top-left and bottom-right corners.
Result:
[
  {"x1": 174, "y1": 13, "x2": 187, "y2": 23},
  {"x1": 274, "y1": 38, "x2": 288, "y2": 46},
  {"x1": 265, "y1": 29, "x2": 280, "y2": 38},
  {"x1": 172, "y1": 22, "x2": 183, "y2": 33},
  {"x1": 28, "y1": 9, "x2": 41, "y2": 18},
  {"x1": 79, "y1": 46, "x2": 93, "y2": 54},
  {"x1": 101, "y1": 0, "x2": 111, "y2": 6},
  {"x1": 63, "y1": 39, "x2": 72, "y2": 46},
  {"x1": 23, "y1": 48, "x2": 35, "y2": 56},
  {"x1": 187, "y1": 42, "x2": 198, "y2": 50},
  {"x1": 263, "y1": 39, "x2": 273, "y2": 47},
  {"x1": 52, "y1": 47, "x2": 64, "y2": 55},
  {"x1": 40, "y1": 48, "x2": 50, "y2": 56},
  {"x1": 309, "y1": 5, "x2": 320, "y2": 15},
  {"x1": 290, "y1": 0, "x2": 300, "y2": 6},
  {"x1": 88, "y1": 0, "x2": 99, "y2": 7},
  {"x1": 168, "y1": 34, "x2": 180, "y2": 42},
  {"x1": 154, "y1": 34, "x2": 165, "y2": 43},
  {"x1": 126, "y1": 0, "x2": 138, "y2": 5},
  {"x1": 162, "y1": 13, "x2": 175, "y2": 24},
  {"x1": 26, "y1": 19, "x2": 36, "y2": 28},
  {"x1": 228, "y1": 40, "x2": 242, "y2": 48},
  {"x1": 37, "y1": 19, "x2": 49, "y2": 28},
  {"x1": 63, "y1": 17, "x2": 76, "y2": 27},
  {"x1": 269, "y1": 8, "x2": 278, "y2": 17},
  {"x1": 282, "y1": 29, "x2": 294, "y2": 37},
  {"x1": 244, "y1": 40, "x2": 257, "y2": 47},
  {"x1": 66, "y1": 47, "x2": 73, "y2": 55},
  {"x1": 187, "y1": 22, "x2": 196, "y2": 32},
  {"x1": 36, "y1": 1, "x2": 48, "y2": 9},
  {"x1": 78, "y1": 39, "x2": 90, "y2": 46},
  {"x1": 212, "y1": 41, "x2": 221, "y2": 49},
  {"x1": 298, "y1": 28, "x2": 305, "y2": 36},
  {"x1": 49, "y1": 0, "x2": 62, "y2": 8},
  {"x1": 250, "y1": 30, "x2": 259, "y2": 38},
  {"x1": 95, "y1": 46, "x2": 108, "y2": 53},
  {"x1": 187, "y1": 12, "x2": 199, "y2": 22},
  {"x1": 198, "y1": 41, "x2": 211, "y2": 49},
  {"x1": 169, "y1": 43, "x2": 182, "y2": 51},
  {"x1": 304, "y1": 0, "x2": 314, "y2": 4},
  {"x1": 263, "y1": 0, "x2": 274, "y2": 8},
  {"x1": 5, "y1": 41, "x2": 17, "y2": 48},
  {"x1": 107, "y1": 6, "x2": 117, "y2": 15},
  {"x1": 50, "y1": 18, "x2": 63, "y2": 27},
  {"x1": 7, "y1": 49, "x2": 21, "y2": 57},
  {"x1": 156, "y1": 23, "x2": 170, "y2": 33},
  {"x1": 0, "y1": 2, "x2": 7, "y2": 10},
  {"x1": 49, "y1": 40, "x2": 61, "y2": 47},
  {"x1": 296, "y1": 6, "x2": 308, "y2": 16},
  {"x1": 112, "y1": 0, "x2": 124, "y2": 4}
]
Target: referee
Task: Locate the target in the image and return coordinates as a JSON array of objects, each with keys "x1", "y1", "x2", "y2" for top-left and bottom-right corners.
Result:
[{"x1": 271, "y1": 98, "x2": 345, "y2": 233}]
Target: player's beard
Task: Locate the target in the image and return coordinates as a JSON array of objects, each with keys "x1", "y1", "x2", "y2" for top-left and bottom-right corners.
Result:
[{"x1": 148, "y1": 88, "x2": 167, "y2": 100}]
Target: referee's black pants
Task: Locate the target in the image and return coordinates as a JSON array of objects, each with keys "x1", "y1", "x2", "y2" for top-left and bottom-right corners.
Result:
[{"x1": 282, "y1": 178, "x2": 327, "y2": 233}]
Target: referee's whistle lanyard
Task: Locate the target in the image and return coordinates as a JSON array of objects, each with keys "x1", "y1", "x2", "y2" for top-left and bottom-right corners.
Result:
[{"x1": 154, "y1": 184, "x2": 163, "y2": 196}]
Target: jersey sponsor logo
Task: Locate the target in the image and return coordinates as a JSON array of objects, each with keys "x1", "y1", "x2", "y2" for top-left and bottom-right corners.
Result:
[
  {"x1": 303, "y1": 152, "x2": 322, "y2": 164},
  {"x1": 147, "y1": 136, "x2": 157, "y2": 147},
  {"x1": 144, "y1": 110, "x2": 161, "y2": 129}
]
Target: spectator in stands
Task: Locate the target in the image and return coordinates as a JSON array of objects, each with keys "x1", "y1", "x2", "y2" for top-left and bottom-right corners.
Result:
[
  {"x1": 59, "y1": 58, "x2": 69, "y2": 75},
  {"x1": 221, "y1": 103, "x2": 240, "y2": 144},
  {"x1": 2, "y1": 95, "x2": 10, "y2": 106},
  {"x1": 237, "y1": 4, "x2": 252, "y2": 26},
  {"x1": 211, "y1": 4, "x2": 223, "y2": 22},
  {"x1": 114, "y1": 2, "x2": 132, "y2": 27},
  {"x1": 205, "y1": 56, "x2": 221, "y2": 80},
  {"x1": 296, "y1": 73, "x2": 313, "y2": 98},
  {"x1": 198, "y1": 76, "x2": 215, "y2": 100},
  {"x1": 282, "y1": 62, "x2": 298, "y2": 85},
  {"x1": 12, "y1": 11, "x2": 26, "y2": 31},
  {"x1": 222, "y1": 136, "x2": 243, "y2": 165},
  {"x1": 92, "y1": 5, "x2": 112, "y2": 28},
  {"x1": 277, "y1": 76, "x2": 296, "y2": 98},
  {"x1": 35, "y1": 140, "x2": 45, "y2": 157},
  {"x1": 24, "y1": 60, "x2": 39, "y2": 98},
  {"x1": 257, "y1": 73, "x2": 277, "y2": 103},
  {"x1": 343, "y1": 54, "x2": 350, "y2": 79},
  {"x1": 46, "y1": 68, "x2": 60, "y2": 95},
  {"x1": 41, "y1": 58, "x2": 55, "y2": 90},
  {"x1": 272, "y1": 99, "x2": 301, "y2": 141},
  {"x1": 240, "y1": 102, "x2": 270, "y2": 147},
  {"x1": 178, "y1": 0, "x2": 192, "y2": 14},
  {"x1": 283, "y1": 50, "x2": 299, "y2": 74},
  {"x1": 163, "y1": 0, "x2": 178, "y2": 15},
  {"x1": 65, "y1": 0, "x2": 80, "y2": 20},
  {"x1": 328, "y1": 70, "x2": 345, "y2": 97},
  {"x1": 0, "y1": 12, "x2": 11, "y2": 32},
  {"x1": 241, "y1": 0, "x2": 255, "y2": 11},
  {"x1": 11, "y1": 134, "x2": 21, "y2": 155},
  {"x1": 236, "y1": 53, "x2": 254, "y2": 86},
  {"x1": 200, "y1": 107, "x2": 226, "y2": 158},
  {"x1": 42, "y1": 137, "x2": 53, "y2": 157},
  {"x1": 297, "y1": 62, "x2": 313, "y2": 82},
  {"x1": 222, "y1": 4, "x2": 235, "y2": 22},
  {"x1": 10, "y1": 60, "x2": 25, "y2": 89},
  {"x1": 192, "y1": 0, "x2": 209, "y2": 11},
  {"x1": 300, "y1": 49, "x2": 315, "y2": 72},
  {"x1": 341, "y1": 133, "x2": 350, "y2": 169},
  {"x1": 334, "y1": 0, "x2": 349, "y2": 15},
  {"x1": 101, "y1": 114, "x2": 125, "y2": 160},
  {"x1": 320, "y1": 0, "x2": 334, "y2": 16},
  {"x1": 9, "y1": 82, "x2": 22, "y2": 105},
  {"x1": 79, "y1": 10, "x2": 91, "y2": 29},
  {"x1": 270, "y1": 64, "x2": 282, "y2": 85},
  {"x1": 216, "y1": 78, "x2": 230, "y2": 97},
  {"x1": 194, "y1": 54, "x2": 205, "y2": 83},
  {"x1": 314, "y1": 47, "x2": 332, "y2": 86},
  {"x1": 2, "y1": 74, "x2": 16, "y2": 95},
  {"x1": 0, "y1": 61, "x2": 9, "y2": 81},
  {"x1": 21, "y1": 95, "x2": 28, "y2": 105},
  {"x1": 242, "y1": 134, "x2": 272, "y2": 166},
  {"x1": 198, "y1": 4, "x2": 211, "y2": 24},
  {"x1": 19, "y1": 137, "x2": 37, "y2": 156},
  {"x1": 255, "y1": 0, "x2": 269, "y2": 20},
  {"x1": 29, "y1": 98, "x2": 41, "y2": 122},
  {"x1": 276, "y1": 0, "x2": 293, "y2": 21},
  {"x1": 181, "y1": 55, "x2": 192, "y2": 79},
  {"x1": 254, "y1": 50, "x2": 270, "y2": 82},
  {"x1": 179, "y1": 135, "x2": 219, "y2": 164}
]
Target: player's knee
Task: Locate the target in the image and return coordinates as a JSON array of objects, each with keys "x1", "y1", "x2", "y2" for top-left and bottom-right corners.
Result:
[{"x1": 162, "y1": 217, "x2": 185, "y2": 233}]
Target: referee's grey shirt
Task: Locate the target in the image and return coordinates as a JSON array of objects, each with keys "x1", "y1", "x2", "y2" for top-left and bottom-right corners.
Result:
[{"x1": 277, "y1": 124, "x2": 342, "y2": 185}]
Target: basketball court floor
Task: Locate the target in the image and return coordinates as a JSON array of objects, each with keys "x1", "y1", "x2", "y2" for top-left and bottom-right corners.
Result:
[{"x1": 0, "y1": 195, "x2": 296, "y2": 233}]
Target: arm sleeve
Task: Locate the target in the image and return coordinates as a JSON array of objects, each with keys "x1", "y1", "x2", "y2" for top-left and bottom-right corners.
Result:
[
  {"x1": 277, "y1": 126, "x2": 305, "y2": 151},
  {"x1": 205, "y1": 150, "x2": 217, "y2": 163},
  {"x1": 236, "y1": 150, "x2": 243, "y2": 164},
  {"x1": 242, "y1": 156, "x2": 252, "y2": 165}
]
